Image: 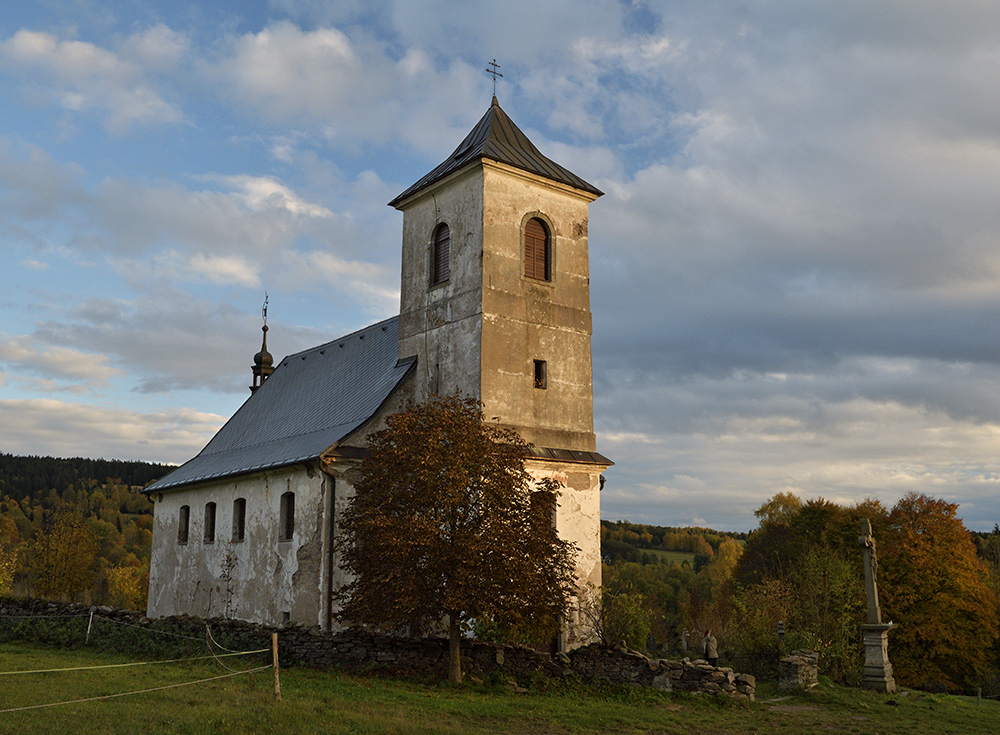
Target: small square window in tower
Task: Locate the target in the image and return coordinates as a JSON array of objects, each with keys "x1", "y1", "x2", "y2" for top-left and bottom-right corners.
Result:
[
  {"x1": 430, "y1": 223, "x2": 450, "y2": 285},
  {"x1": 525, "y1": 218, "x2": 551, "y2": 281},
  {"x1": 534, "y1": 359, "x2": 547, "y2": 389}
]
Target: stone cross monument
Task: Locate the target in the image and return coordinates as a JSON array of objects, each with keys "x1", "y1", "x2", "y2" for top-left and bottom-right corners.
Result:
[{"x1": 859, "y1": 519, "x2": 896, "y2": 693}]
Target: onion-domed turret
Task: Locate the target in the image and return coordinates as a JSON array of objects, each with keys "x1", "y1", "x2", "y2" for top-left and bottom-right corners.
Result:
[{"x1": 251, "y1": 297, "x2": 275, "y2": 393}]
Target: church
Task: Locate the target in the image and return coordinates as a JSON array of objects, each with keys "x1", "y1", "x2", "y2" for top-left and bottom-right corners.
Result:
[{"x1": 144, "y1": 97, "x2": 611, "y2": 647}]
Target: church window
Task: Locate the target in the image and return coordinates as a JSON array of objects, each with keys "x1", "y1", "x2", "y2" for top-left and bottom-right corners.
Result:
[
  {"x1": 204, "y1": 502, "x2": 217, "y2": 543},
  {"x1": 524, "y1": 218, "x2": 551, "y2": 281},
  {"x1": 280, "y1": 492, "x2": 295, "y2": 542},
  {"x1": 530, "y1": 487, "x2": 558, "y2": 527},
  {"x1": 431, "y1": 223, "x2": 450, "y2": 286},
  {"x1": 534, "y1": 360, "x2": 547, "y2": 389},
  {"x1": 232, "y1": 498, "x2": 246, "y2": 542},
  {"x1": 178, "y1": 505, "x2": 190, "y2": 544}
]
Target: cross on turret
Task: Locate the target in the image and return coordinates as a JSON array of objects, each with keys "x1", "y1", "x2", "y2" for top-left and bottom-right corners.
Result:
[{"x1": 485, "y1": 59, "x2": 503, "y2": 95}]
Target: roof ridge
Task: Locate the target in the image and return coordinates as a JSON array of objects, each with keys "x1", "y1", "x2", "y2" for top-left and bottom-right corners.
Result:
[{"x1": 281, "y1": 315, "x2": 399, "y2": 362}]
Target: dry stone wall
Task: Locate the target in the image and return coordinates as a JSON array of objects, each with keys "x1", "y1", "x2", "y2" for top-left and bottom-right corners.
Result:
[
  {"x1": 0, "y1": 599, "x2": 754, "y2": 701},
  {"x1": 779, "y1": 649, "x2": 820, "y2": 691}
]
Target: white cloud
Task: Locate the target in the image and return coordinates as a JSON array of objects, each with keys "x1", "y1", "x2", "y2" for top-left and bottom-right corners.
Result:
[
  {"x1": 0, "y1": 398, "x2": 223, "y2": 464},
  {"x1": 203, "y1": 22, "x2": 486, "y2": 154},
  {"x1": 0, "y1": 334, "x2": 123, "y2": 387},
  {"x1": 187, "y1": 254, "x2": 261, "y2": 287},
  {"x1": 119, "y1": 24, "x2": 189, "y2": 69},
  {"x1": 222, "y1": 175, "x2": 333, "y2": 217},
  {"x1": 0, "y1": 29, "x2": 183, "y2": 130},
  {"x1": 280, "y1": 250, "x2": 399, "y2": 314}
]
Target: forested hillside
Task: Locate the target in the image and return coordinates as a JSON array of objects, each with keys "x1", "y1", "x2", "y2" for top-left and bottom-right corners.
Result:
[
  {"x1": 0, "y1": 453, "x2": 173, "y2": 609},
  {"x1": 596, "y1": 520, "x2": 747, "y2": 652},
  {"x1": 601, "y1": 520, "x2": 745, "y2": 566}
]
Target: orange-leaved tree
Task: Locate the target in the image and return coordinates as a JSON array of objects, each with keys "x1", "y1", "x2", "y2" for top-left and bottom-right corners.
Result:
[
  {"x1": 879, "y1": 492, "x2": 1000, "y2": 691},
  {"x1": 335, "y1": 394, "x2": 578, "y2": 684}
]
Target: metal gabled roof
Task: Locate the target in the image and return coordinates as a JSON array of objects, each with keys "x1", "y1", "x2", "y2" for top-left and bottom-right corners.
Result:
[
  {"x1": 146, "y1": 316, "x2": 414, "y2": 493},
  {"x1": 388, "y1": 96, "x2": 603, "y2": 208}
]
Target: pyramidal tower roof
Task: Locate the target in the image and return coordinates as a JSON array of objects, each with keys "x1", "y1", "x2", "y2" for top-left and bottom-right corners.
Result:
[{"x1": 389, "y1": 96, "x2": 603, "y2": 208}]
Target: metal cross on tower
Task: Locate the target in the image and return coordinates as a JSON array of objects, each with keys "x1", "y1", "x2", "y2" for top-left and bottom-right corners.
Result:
[
  {"x1": 261, "y1": 292, "x2": 269, "y2": 326},
  {"x1": 485, "y1": 59, "x2": 503, "y2": 95}
]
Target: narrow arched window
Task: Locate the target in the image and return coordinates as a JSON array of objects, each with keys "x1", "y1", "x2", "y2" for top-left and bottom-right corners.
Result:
[
  {"x1": 524, "y1": 218, "x2": 551, "y2": 281},
  {"x1": 178, "y1": 505, "x2": 190, "y2": 544},
  {"x1": 204, "y1": 502, "x2": 217, "y2": 543},
  {"x1": 431, "y1": 223, "x2": 450, "y2": 286},
  {"x1": 279, "y1": 492, "x2": 295, "y2": 542},
  {"x1": 232, "y1": 498, "x2": 246, "y2": 542}
]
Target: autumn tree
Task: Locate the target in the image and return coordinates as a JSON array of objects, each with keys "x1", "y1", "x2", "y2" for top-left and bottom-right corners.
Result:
[
  {"x1": 731, "y1": 492, "x2": 1000, "y2": 690},
  {"x1": 335, "y1": 394, "x2": 578, "y2": 684},
  {"x1": 31, "y1": 508, "x2": 99, "y2": 601},
  {"x1": 580, "y1": 581, "x2": 651, "y2": 650},
  {"x1": 879, "y1": 493, "x2": 999, "y2": 690}
]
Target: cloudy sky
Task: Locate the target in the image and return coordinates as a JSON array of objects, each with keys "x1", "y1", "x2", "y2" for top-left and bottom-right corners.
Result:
[{"x1": 3, "y1": 1, "x2": 1000, "y2": 532}]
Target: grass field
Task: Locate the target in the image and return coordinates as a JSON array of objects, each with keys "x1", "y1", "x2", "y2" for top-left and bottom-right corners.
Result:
[
  {"x1": 0, "y1": 642, "x2": 997, "y2": 734},
  {"x1": 640, "y1": 548, "x2": 697, "y2": 565}
]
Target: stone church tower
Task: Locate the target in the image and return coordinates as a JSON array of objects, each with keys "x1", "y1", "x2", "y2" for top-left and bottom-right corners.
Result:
[
  {"x1": 391, "y1": 96, "x2": 602, "y2": 454},
  {"x1": 389, "y1": 98, "x2": 610, "y2": 632},
  {"x1": 145, "y1": 96, "x2": 609, "y2": 647}
]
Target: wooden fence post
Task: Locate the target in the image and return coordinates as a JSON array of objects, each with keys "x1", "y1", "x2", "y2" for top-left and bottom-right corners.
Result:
[{"x1": 272, "y1": 632, "x2": 282, "y2": 702}]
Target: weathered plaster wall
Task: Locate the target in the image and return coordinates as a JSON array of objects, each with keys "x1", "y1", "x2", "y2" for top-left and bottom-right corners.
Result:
[
  {"x1": 481, "y1": 161, "x2": 598, "y2": 452},
  {"x1": 526, "y1": 459, "x2": 603, "y2": 647},
  {"x1": 396, "y1": 166, "x2": 485, "y2": 404},
  {"x1": 147, "y1": 464, "x2": 328, "y2": 627},
  {"x1": 394, "y1": 161, "x2": 600, "y2": 454}
]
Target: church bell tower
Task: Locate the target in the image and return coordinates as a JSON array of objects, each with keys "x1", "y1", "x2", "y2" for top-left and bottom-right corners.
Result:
[
  {"x1": 389, "y1": 96, "x2": 604, "y2": 453},
  {"x1": 389, "y1": 98, "x2": 610, "y2": 612}
]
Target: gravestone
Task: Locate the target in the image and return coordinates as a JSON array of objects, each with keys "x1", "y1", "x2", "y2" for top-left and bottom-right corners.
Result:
[{"x1": 859, "y1": 518, "x2": 896, "y2": 693}]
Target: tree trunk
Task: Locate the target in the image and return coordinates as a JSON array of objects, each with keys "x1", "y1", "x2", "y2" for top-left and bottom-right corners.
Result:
[{"x1": 448, "y1": 613, "x2": 463, "y2": 685}]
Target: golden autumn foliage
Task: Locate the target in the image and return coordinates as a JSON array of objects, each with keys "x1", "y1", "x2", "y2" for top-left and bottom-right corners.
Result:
[
  {"x1": 31, "y1": 509, "x2": 99, "y2": 602},
  {"x1": 879, "y1": 493, "x2": 1000, "y2": 691},
  {"x1": 335, "y1": 395, "x2": 578, "y2": 684},
  {"x1": 104, "y1": 564, "x2": 148, "y2": 610},
  {"x1": 0, "y1": 456, "x2": 160, "y2": 605},
  {"x1": 732, "y1": 492, "x2": 1000, "y2": 691}
]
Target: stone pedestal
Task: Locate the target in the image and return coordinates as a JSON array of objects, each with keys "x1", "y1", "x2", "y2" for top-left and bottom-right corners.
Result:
[
  {"x1": 861, "y1": 623, "x2": 896, "y2": 693},
  {"x1": 779, "y1": 649, "x2": 819, "y2": 691}
]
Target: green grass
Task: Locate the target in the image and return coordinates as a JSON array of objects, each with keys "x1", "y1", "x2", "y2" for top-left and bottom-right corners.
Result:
[
  {"x1": 640, "y1": 548, "x2": 696, "y2": 565},
  {"x1": 0, "y1": 642, "x2": 997, "y2": 734}
]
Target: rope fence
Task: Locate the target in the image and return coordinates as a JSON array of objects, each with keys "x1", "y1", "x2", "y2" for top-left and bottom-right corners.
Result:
[
  {"x1": 0, "y1": 647, "x2": 270, "y2": 676},
  {"x1": 0, "y1": 665, "x2": 272, "y2": 714},
  {"x1": 0, "y1": 609, "x2": 283, "y2": 712}
]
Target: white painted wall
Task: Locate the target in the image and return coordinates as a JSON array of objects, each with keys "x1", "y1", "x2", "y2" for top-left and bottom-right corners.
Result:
[{"x1": 147, "y1": 464, "x2": 329, "y2": 627}]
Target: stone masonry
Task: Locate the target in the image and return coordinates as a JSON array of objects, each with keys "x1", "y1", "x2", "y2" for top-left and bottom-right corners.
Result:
[
  {"x1": 0, "y1": 598, "x2": 754, "y2": 701},
  {"x1": 779, "y1": 649, "x2": 819, "y2": 691}
]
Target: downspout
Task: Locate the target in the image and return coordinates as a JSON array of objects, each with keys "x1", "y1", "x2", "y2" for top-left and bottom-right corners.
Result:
[{"x1": 324, "y1": 472, "x2": 336, "y2": 631}]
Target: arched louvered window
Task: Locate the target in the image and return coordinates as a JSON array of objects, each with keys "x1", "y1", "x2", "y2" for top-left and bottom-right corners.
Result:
[
  {"x1": 431, "y1": 223, "x2": 450, "y2": 286},
  {"x1": 524, "y1": 218, "x2": 551, "y2": 281}
]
